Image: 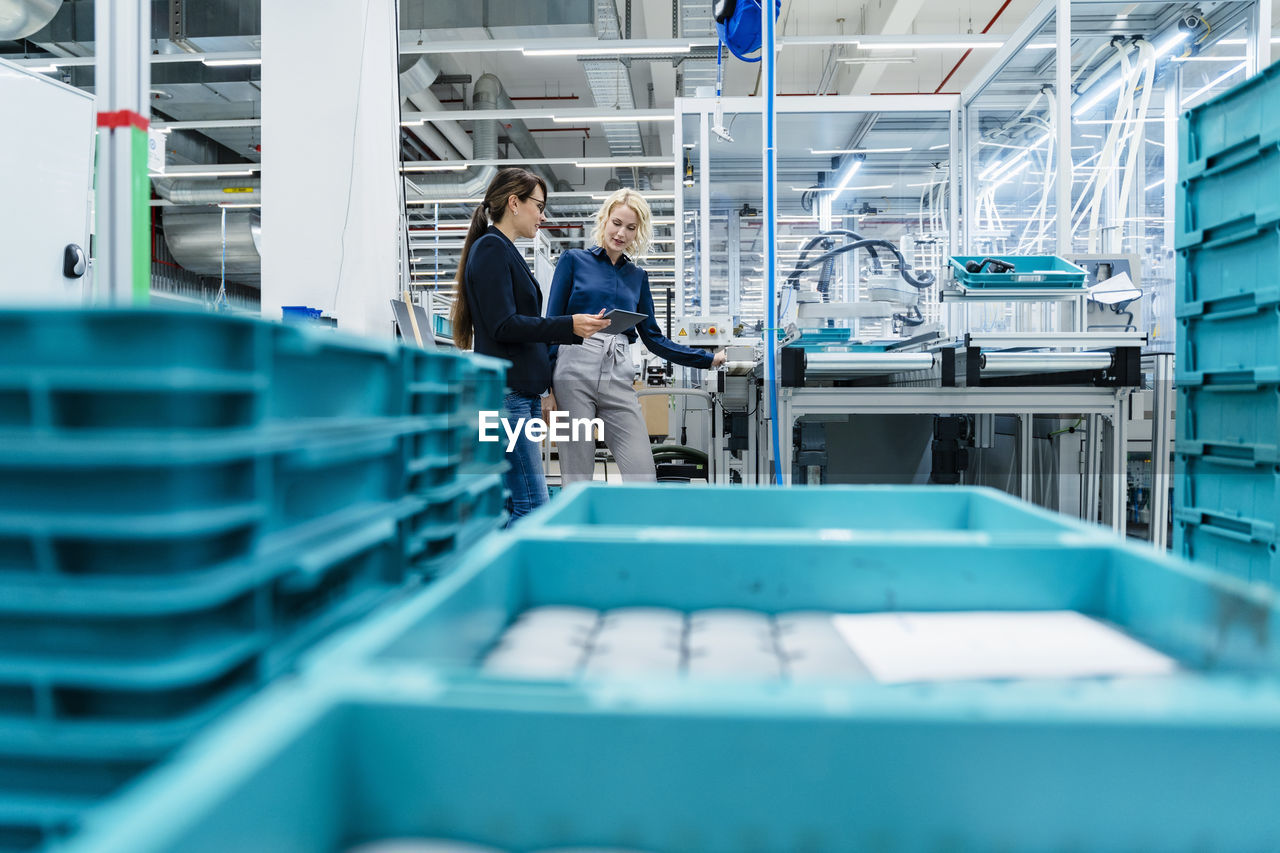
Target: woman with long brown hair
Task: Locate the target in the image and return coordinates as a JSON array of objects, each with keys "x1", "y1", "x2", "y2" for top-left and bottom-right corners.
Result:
[{"x1": 451, "y1": 168, "x2": 609, "y2": 524}]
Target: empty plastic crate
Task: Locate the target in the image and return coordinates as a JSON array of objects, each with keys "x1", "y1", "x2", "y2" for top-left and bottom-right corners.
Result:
[
  {"x1": 0, "y1": 509, "x2": 409, "y2": 853},
  {"x1": 1177, "y1": 221, "x2": 1280, "y2": 317},
  {"x1": 0, "y1": 310, "x2": 267, "y2": 433},
  {"x1": 1181, "y1": 58, "x2": 1280, "y2": 174},
  {"x1": 0, "y1": 422, "x2": 414, "y2": 579},
  {"x1": 1178, "y1": 383, "x2": 1280, "y2": 462},
  {"x1": 1177, "y1": 300, "x2": 1280, "y2": 386},
  {"x1": 948, "y1": 255, "x2": 1087, "y2": 288},
  {"x1": 1177, "y1": 142, "x2": 1280, "y2": 248},
  {"x1": 525, "y1": 483, "x2": 1089, "y2": 537},
  {"x1": 402, "y1": 349, "x2": 465, "y2": 419},
  {"x1": 65, "y1": 529, "x2": 1280, "y2": 853},
  {"x1": 1175, "y1": 452, "x2": 1280, "y2": 540},
  {"x1": 1175, "y1": 514, "x2": 1280, "y2": 586},
  {"x1": 267, "y1": 323, "x2": 403, "y2": 422}
]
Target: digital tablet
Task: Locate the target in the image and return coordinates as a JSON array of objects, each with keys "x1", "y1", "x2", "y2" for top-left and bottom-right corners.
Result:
[{"x1": 602, "y1": 308, "x2": 647, "y2": 335}]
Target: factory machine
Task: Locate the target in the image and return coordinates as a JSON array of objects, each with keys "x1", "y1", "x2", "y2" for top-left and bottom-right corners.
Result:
[{"x1": 677, "y1": 230, "x2": 1168, "y2": 539}]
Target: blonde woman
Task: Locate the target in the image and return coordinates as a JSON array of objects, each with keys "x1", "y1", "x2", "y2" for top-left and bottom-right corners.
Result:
[{"x1": 548, "y1": 188, "x2": 726, "y2": 484}]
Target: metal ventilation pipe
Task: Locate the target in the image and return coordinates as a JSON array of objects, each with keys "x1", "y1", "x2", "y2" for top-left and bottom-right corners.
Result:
[
  {"x1": 161, "y1": 208, "x2": 262, "y2": 279},
  {"x1": 154, "y1": 176, "x2": 261, "y2": 205},
  {"x1": 406, "y1": 73, "x2": 571, "y2": 199},
  {"x1": 0, "y1": 0, "x2": 60, "y2": 39},
  {"x1": 400, "y1": 56, "x2": 474, "y2": 159}
]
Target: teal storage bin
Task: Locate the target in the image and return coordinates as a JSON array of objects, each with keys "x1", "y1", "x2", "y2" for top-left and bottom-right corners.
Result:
[
  {"x1": 1178, "y1": 383, "x2": 1280, "y2": 462},
  {"x1": 0, "y1": 507, "x2": 409, "y2": 852},
  {"x1": 1175, "y1": 452, "x2": 1280, "y2": 544},
  {"x1": 267, "y1": 323, "x2": 403, "y2": 422},
  {"x1": 62, "y1": 526, "x2": 1280, "y2": 853},
  {"x1": 0, "y1": 309, "x2": 266, "y2": 433},
  {"x1": 1177, "y1": 222, "x2": 1280, "y2": 317},
  {"x1": 1175, "y1": 512, "x2": 1280, "y2": 587},
  {"x1": 1176, "y1": 300, "x2": 1280, "y2": 386},
  {"x1": 525, "y1": 483, "x2": 1088, "y2": 537},
  {"x1": 1177, "y1": 142, "x2": 1280, "y2": 248},
  {"x1": 1181, "y1": 58, "x2": 1280, "y2": 175},
  {"x1": 948, "y1": 255, "x2": 1086, "y2": 288}
]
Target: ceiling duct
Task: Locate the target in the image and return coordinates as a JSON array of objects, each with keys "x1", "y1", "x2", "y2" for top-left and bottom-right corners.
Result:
[
  {"x1": 400, "y1": 56, "x2": 473, "y2": 160},
  {"x1": 679, "y1": 0, "x2": 718, "y2": 96},
  {"x1": 0, "y1": 0, "x2": 66, "y2": 39},
  {"x1": 406, "y1": 72, "x2": 571, "y2": 201},
  {"x1": 584, "y1": 0, "x2": 644, "y2": 184},
  {"x1": 154, "y1": 176, "x2": 260, "y2": 205},
  {"x1": 161, "y1": 208, "x2": 261, "y2": 280}
]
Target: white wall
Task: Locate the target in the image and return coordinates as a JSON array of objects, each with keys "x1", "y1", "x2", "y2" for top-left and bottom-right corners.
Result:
[
  {"x1": 0, "y1": 58, "x2": 94, "y2": 304},
  {"x1": 262, "y1": 0, "x2": 400, "y2": 337}
]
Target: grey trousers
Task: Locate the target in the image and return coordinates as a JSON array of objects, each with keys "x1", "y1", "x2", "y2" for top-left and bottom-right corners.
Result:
[{"x1": 553, "y1": 334, "x2": 657, "y2": 485}]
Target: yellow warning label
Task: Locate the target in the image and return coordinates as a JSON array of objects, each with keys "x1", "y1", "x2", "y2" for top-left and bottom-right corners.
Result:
[
  {"x1": 678, "y1": 328, "x2": 687, "y2": 336},
  {"x1": 222, "y1": 187, "x2": 254, "y2": 194}
]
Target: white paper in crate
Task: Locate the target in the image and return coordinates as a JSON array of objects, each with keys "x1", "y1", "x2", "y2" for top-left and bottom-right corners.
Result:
[{"x1": 831, "y1": 610, "x2": 1178, "y2": 684}]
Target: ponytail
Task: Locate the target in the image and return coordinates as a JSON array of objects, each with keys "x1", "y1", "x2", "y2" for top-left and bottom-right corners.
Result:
[
  {"x1": 450, "y1": 167, "x2": 548, "y2": 351},
  {"x1": 451, "y1": 204, "x2": 490, "y2": 349}
]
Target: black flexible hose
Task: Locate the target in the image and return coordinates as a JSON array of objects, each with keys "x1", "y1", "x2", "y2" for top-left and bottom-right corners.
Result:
[{"x1": 787, "y1": 239, "x2": 935, "y2": 290}]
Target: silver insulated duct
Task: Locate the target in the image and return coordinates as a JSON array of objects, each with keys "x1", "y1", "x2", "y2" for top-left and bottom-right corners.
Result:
[
  {"x1": 0, "y1": 0, "x2": 60, "y2": 39},
  {"x1": 161, "y1": 208, "x2": 262, "y2": 280}
]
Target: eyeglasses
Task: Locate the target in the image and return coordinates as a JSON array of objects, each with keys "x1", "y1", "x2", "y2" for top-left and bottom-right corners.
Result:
[{"x1": 528, "y1": 196, "x2": 546, "y2": 214}]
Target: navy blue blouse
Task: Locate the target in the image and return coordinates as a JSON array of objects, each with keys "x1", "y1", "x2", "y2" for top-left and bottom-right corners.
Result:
[{"x1": 546, "y1": 246, "x2": 714, "y2": 369}]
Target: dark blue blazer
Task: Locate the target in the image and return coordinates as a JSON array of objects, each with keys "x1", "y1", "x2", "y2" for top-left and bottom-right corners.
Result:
[{"x1": 464, "y1": 226, "x2": 580, "y2": 395}]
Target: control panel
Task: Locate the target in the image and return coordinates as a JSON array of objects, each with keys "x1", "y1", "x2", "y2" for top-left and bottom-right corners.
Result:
[{"x1": 673, "y1": 315, "x2": 732, "y2": 347}]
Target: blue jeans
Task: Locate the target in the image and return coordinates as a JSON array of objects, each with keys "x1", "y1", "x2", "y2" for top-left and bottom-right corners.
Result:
[{"x1": 502, "y1": 392, "x2": 548, "y2": 527}]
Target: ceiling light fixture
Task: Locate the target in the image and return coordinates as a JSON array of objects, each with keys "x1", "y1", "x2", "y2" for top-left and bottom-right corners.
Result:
[
  {"x1": 556, "y1": 114, "x2": 675, "y2": 123},
  {"x1": 202, "y1": 57, "x2": 262, "y2": 67},
  {"x1": 402, "y1": 163, "x2": 469, "y2": 172},
  {"x1": 1182, "y1": 61, "x2": 1247, "y2": 106},
  {"x1": 522, "y1": 45, "x2": 692, "y2": 57},
  {"x1": 857, "y1": 39, "x2": 1002, "y2": 50},
  {"x1": 809, "y1": 147, "x2": 911, "y2": 154}
]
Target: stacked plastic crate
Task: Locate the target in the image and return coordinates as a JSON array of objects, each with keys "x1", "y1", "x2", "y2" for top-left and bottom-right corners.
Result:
[
  {"x1": 0, "y1": 309, "x2": 505, "y2": 851},
  {"x1": 401, "y1": 353, "x2": 508, "y2": 575},
  {"x1": 55, "y1": 485, "x2": 1280, "y2": 852},
  {"x1": 1175, "y1": 62, "x2": 1280, "y2": 586}
]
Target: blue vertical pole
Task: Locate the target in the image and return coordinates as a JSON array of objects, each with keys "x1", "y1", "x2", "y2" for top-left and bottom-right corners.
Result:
[{"x1": 763, "y1": 0, "x2": 783, "y2": 485}]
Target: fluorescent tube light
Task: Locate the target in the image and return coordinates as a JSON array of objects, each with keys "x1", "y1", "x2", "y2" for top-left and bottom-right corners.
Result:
[{"x1": 202, "y1": 58, "x2": 262, "y2": 67}]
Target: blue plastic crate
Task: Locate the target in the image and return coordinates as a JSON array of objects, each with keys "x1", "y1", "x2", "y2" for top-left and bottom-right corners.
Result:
[
  {"x1": 0, "y1": 507, "x2": 411, "y2": 853},
  {"x1": 64, "y1": 530, "x2": 1280, "y2": 853},
  {"x1": 1176, "y1": 300, "x2": 1280, "y2": 386},
  {"x1": 0, "y1": 421, "x2": 415, "y2": 579},
  {"x1": 1175, "y1": 513, "x2": 1280, "y2": 587},
  {"x1": 1175, "y1": 451, "x2": 1280, "y2": 541},
  {"x1": 267, "y1": 323, "x2": 403, "y2": 422},
  {"x1": 0, "y1": 507, "x2": 404, "y2": 728},
  {"x1": 0, "y1": 309, "x2": 267, "y2": 433},
  {"x1": 1177, "y1": 142, "x2": 1280, "y2": 249},
  {"x1": 1181, "y1": 58, "x2": 1280, "y2": 175},
  {"x1": 1178, "y1": 383, "x2": 1280, "y2": 462},
  {"x1": 525, "y1": 483, "x2": 1089, "y2": 537},
  {"x1": 948, "y1": 255, "x2": 1087, "y2": 288},
  {"x1": 1177, "y1": 221, "x2": 1280, "y2": 317}
]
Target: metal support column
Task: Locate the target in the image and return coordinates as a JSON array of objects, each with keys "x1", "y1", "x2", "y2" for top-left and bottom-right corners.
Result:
[
  {"x1": 95, "y1": 0, "x2": 151, "y2": 305},
  {"x1": 727, "y1": 206, "x2": 741, "y2": 325},
  {"x1": 1084, "y1": 413, "x2": 1101, "y2": 523},
  {"x1": 1149, "y1": 353, "x2": 1174, "y2": 550},
  {"x1": 1019, "y1": 414, "x2": 1034, "y2": 502},
  {"x1": 1054, "y1": 0, "x2": 1071, "y2": 253},
  {"x1": 1109, "y1": 392, "x2": 1129, "y2": 535},
  {"x1": 699, "y1": 109, "x2": 711, "y2": 312}
]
